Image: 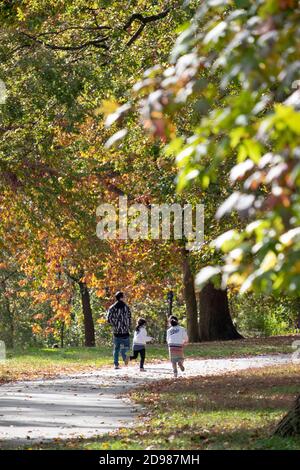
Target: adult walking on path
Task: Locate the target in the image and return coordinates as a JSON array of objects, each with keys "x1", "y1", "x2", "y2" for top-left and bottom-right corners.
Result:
[{"x1": 107, "y1": 291, "x2": 132, "y2": 370}]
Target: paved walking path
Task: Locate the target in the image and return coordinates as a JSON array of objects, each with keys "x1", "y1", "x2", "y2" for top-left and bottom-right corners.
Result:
[{"x1": 0, "y1": 354, "x2": 292, "y2": 447}]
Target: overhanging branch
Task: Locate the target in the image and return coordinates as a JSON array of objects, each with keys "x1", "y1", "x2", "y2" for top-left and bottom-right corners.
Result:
[
  {"x1": 20, "y1": 31, "x2": 109, "y2": 52},
  {"x1": 10, "y1": 7, "x2": 173, "y2": 57},
  {"x1": 124, "y1": 8, "x2": 171, "y2": 46}
]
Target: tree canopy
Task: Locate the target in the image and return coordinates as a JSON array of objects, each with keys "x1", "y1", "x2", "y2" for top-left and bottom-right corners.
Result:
[{"x1": 109, "y1": 0, "x2": 300, "y2": 297}]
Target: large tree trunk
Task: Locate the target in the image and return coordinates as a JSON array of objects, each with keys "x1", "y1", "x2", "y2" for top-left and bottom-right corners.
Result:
[
  {"x1": 199, "y1": 282, "x2": 243, "y2": 341},
  {"x1": 181, "y1": 248, "x2": 200, "y2": 342},
  {"x1": 78, "y1": 281, "x2": 95, "y2": 347},
  {"x1": 274, "y1": 394, "x2": 300, "y2": 437}
]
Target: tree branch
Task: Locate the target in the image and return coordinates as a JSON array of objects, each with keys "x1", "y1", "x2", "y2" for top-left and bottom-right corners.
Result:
[
  {"x1": 123, "y1": 8, "x2": 171, "y2": 30},
  {"x1": 126, "y1": 23, "x2": 145, "y2": 47},
  {"x1": 30, "y1": 25, "x2": 111, "y2": 39},
  {"x1": 124, "y1": 8, "x2": 171, "y2": 46},
  {"x1": 7, "y1": 6, "x2": 173, "y2": 60},
  {"x1": 20, "y1": 31, "x2": 109, "y2": 52}
]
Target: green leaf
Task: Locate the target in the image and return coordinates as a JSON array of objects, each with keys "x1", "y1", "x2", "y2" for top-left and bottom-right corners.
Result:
[
  {"x1": 204, "y1": 21, "x2": 227, "y2": 45},
  {"x1": 195, "y1": 266, "x2": 221, "y2": 288},
  {"x1": 105, "y1": 129, "x2": 128, "y2": 148}
]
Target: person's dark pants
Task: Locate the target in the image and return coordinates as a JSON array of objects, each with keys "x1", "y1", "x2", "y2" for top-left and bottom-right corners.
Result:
[
  {"x1": 113, "y1": 335, "x2": 130, "y2": 367},
  {"x1": 130, "y1": 346, "x2": 146, "y2": 369}
]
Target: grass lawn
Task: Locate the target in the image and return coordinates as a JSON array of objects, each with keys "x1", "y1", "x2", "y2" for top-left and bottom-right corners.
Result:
[
  {"x1": 0, "y1": 335, "x2": 298, "y2": 384},
  {"x1": 27, "y1": 363, "x2": 300, "y2": 450}
]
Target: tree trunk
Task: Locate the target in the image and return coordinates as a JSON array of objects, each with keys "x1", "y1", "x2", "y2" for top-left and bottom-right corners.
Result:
[
  {"x1": 199, "y1": 282, "x2": 243, "y2": 341},
  {"x1": 60, "y1": 321, "x2": 65, "y2": 349},
  {"x1": 274, "y1": 394, "x2": 300, "y2": 437},
  {"x1": 78, "y1": 281, "x2": 95, "y2": 347},
  {"x1": 7, "y1": 300, "x2": 14, "y2": 349},
  {"x1": 181, "y1": 248, "x2": 200, "y2": 342},
  {"x1": 1, "y1": 280, "x2": 14, "y2": 349}
]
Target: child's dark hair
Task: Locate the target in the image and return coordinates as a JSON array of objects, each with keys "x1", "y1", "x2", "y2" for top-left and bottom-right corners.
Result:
[
  {"x1": 115, "y1": 291, "x2": 124, "y2": 301},
  {"x1": 136, "y1": 318, "x2": 147, "y2": 332},
  {"x1": 169, "y1": 315, "x2": 179, "y2": 326}
]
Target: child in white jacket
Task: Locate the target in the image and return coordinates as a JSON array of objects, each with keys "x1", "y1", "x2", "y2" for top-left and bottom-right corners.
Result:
[
  {"x1": 130, "y1": 318, "x2": 153, "y2": 371},
  {"x1": 167, "y1": 316, "x2": 188, "y2": 377}
]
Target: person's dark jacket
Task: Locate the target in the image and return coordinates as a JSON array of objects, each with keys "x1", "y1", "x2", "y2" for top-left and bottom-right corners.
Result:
[{"x1": 107, "y1": 300, "x2": 131, "y2": 337}]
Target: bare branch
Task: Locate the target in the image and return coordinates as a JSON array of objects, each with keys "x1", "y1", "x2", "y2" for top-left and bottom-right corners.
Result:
[
  {"x1": 31, "y1": 25, "x2": 111, "y2": 39},
  {"x1": 126, "y1": 23, "x2": 145, "y2": 47},
  {"x1": 124, "y1": 8, "x2": 171, "y2": 46},
  {"x1": 20, "y1": 31, "x2": 109, "y2": 52},
  {"x1": 123, "y1": 8, "x2": 171, "y2": 30},
  {"x1": 6, "y1": 6, "x2": 173, "y2": 60}
]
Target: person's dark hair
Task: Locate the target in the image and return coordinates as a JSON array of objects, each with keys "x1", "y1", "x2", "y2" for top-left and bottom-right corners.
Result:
[
  {"x1": 115, "y1": 291, "x2": 124, "y2": 301},
  {"x1": 136, "y1": 318, "x2": 146, "y2": 332},
  {"x1": 169, "y1": 315, "x2": 178, "y2": 327}
]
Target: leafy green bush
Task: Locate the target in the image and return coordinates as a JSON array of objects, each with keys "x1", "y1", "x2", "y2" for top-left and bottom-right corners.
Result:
[{"x1": 230, "y1": 293, "x2": 299, "y2": 337}]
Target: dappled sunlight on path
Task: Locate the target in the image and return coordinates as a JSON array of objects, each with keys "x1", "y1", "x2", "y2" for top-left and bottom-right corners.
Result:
[{"x1": 0, "y1": 354, "x2": 292, "y2": 447}]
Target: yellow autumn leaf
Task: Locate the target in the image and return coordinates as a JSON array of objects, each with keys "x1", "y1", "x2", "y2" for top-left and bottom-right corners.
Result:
[
  {"x1": 261, "y1": 251, "x2": 277, "y2": 272},
  {"x1": 227, "y1": 273, "x2": 245, "y2": 286},
  {"x1": 96, "y1": 99, "x2": 119, "y2": 117},
  {"x1": 291, "y1": 260, "x2": 300, "y2": 273}
]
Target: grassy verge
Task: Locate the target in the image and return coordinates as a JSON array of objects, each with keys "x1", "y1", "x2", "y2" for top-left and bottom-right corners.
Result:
[
  {"x1": 27, "y1": 363, "x2": 300, "y2": 450},
  {"x1": 0, "y1": 335, "x2": 297, "y2": 384}
]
